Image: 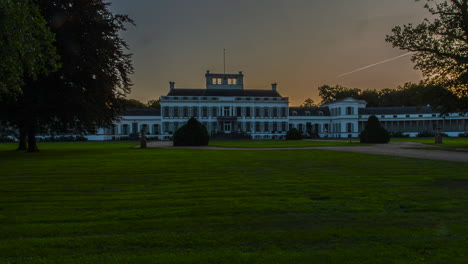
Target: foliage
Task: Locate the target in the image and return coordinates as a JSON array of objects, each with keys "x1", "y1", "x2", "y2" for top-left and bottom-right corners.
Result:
[
  {"x1": 147, "y1": 99, "x2": 161, "y2": 109},
  {"x1": 390, "y1": 131, "x2": 410, "y2": 138},
  {"x1": 459, "y1": 132, "x2": 468, "y2": 137},
  {"x1": 360, "y1": 115, "x2": 390, "y2": 143},
  {"x1": 173, "y1": 117, "x2": 209, "y2": 146},
  {"x1": 318, "y1": 85, "x2": 360, "y2": 104},
  {"x1": 122, "y1": 99, "x2": 147, "y2": 109},
  {"x1": 317, "y1": 82, "x2": 465, "y2": 111},
  {"x1": 37, "y1": 135, "x2": 88, "y2": 142},
  {"x1": 417, "y1": 131, "x2": 449, "y2": 137},
  {"x1": 0, "y1": 0, "x2": 59, "y2": 94},
  {"x1": 285, "y1": 128, "x2": 303, "y2": 140},
  {"x1": 9, "y1": 0, "x2": 134, "y2": 152},
  {"x1": 386, "y1": 0, "x2": 468, "y2": 102},
  {"x1": 300, "y1": 98, "x2": 318, "y2": 107}
]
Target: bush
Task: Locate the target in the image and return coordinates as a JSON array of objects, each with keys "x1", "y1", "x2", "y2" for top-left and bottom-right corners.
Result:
[
  {"x1": 0, "y1": 136, "x2": 15, "y2": 143},
  {"x1": 173, "y1": 117, "x2": 209, "y2": 146},
  {"x1": 286, "y1": 128, "x2": 303, "y2": 140},
  {"x1": 391, "y1": 131, "x2": 409, "y2": 138},
  {"x1": 459, "y1": 132, "x2": 468, "y2": 138},
  {"x1": 360, "y1": 115, "x2": 390, "y2": 143},
  {"x1": 37, "y1": 135, "x2": 88, "y2": 142},
  {"x1": 417, "y1": 131, "x2": 448, "y2": 137}
]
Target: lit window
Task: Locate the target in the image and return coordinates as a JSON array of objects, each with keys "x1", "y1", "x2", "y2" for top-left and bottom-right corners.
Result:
[
  {"x1": 212, "y1": 78, "x2": 222, "y2": 84},
  {"x1": 228, "y1": 78, "x2": 237, "y2": 85}
]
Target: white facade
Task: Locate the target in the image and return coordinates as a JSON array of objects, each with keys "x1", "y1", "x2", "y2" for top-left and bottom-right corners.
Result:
[{"x1": 88, "y1": 72, "x2": 468, "y2": 140}]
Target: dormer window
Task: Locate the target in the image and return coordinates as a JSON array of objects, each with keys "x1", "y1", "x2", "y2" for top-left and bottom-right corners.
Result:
[
  {"x1": 292, "y1": 111, "x2": 298, "y2": 116},
  {"x1": 305, "y1": 111, "x2": 311, "y2": 116},
  {"x1": 212, "y1": 78, "x2": 222, "y2": 84},
  {"x1": 228, "y1": 78, "x2": 237, "y2": 85}
]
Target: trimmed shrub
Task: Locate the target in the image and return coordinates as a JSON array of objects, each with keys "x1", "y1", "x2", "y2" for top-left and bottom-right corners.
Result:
[
  {"x1": 417, "y1": 131, "x2": 448, "y2": 137},
  {"x1": 459, "y1": 132, "x2": 468, "y2": 138},
  {"x1": 360, "y1": 115, "x2": 390, "y2": 143},
  {"x1": 173, "y1": 117, "x2": 209, "y2": 146},
  {"x1": 286, "y1": 128, "x2": 303, "y2": 140},
  {"x1": 390, "y1": 131, "x2": 409, "y2": 138}
]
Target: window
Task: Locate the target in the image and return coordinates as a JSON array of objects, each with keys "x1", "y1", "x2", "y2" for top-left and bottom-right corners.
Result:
[
  {"x1": 406, "y1": 115, "x2": 410, "y2": 118},
  {"x1": 228, "y1": 78, "x2": 237, "y2": 85},
  {"x1": 212, "y1": 107, "x2": 218, "y2": 117},
  {"x1": 236, "y1": 107, "x2": 242, "y2": 117},
  {"x1": 174, "y1": 107, "x2": 179, "y2": 117},
  {"x1": 246, "y1": 107, "x2": 251, "y2": 117},
  {"x1": 202, "y1": 107, "x2": 208, "y2": 117},
  {"x1": 212, "y1": 78, "x2": 222, "y2": 84},
  {"x1": 318, "y1": 111, "x2": 324, "y2": 116},
  {"x1": 122, "y1": 124, "x2": 129, "y2": 135},
  {"x1": 153, "y1": 124, "x2": 159, "y2": 134},
  {"x1": 346, "y1": 107, "x2": 354, "y2": 115},
  {"x1": 132, "y1": 123, "x2": 138, "y2": 133},
  {"x1": 305, "y1": 111, "x2": 311, "y2": 116},
  {"x1": 346, "y1": 123, "x2": 354, "y2": 133},
  {"x1": 224, "y1": 107, "x2": 230, "y2": 116},
  {"x1": 393, "y1": 115, "x2": 397, "y2": 118},
  {"x1": 292, "y1": 111, "x2": 298, "y2": 116}
]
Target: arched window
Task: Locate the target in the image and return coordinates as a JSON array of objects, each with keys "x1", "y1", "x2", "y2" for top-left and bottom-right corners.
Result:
[{"x1": 292, "y1": 111, "x2": 298, "y2": 116}]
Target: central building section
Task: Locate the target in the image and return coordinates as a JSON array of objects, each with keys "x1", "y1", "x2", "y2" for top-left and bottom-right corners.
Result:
[{"x1": 160, "y1": 71, "x2": 289, "y2": 139}]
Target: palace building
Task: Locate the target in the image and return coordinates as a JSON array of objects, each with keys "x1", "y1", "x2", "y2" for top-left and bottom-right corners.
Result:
[{"x1": 88, "y1": 71, "x2": 468, "y2": 141}]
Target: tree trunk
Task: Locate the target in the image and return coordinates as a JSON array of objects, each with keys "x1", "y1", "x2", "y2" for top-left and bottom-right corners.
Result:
[
  {"x1": 27, "y1": 128, "x2": 39, "y2": 152},
  {"x1": 17, "y1": 126, "x2": 27, "y2": 151}
]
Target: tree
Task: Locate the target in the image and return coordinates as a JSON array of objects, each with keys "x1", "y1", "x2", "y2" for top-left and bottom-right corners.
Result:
[
  {"x1": 173, "y1": 117, "x2": 209, "y2": 146},
  {"x1": 14, "y1": 0, "x2": 134, "y2": 152},
  {"x1": 147, "y1": 99, "x2": 161, "y2": 109},
  {"x1": 122, "y1": 99, "x2": 148, "y2": 109},
  {"x1": 300, "y1": 98, "x2": 318, "y2": 107},
  {"x1": 318, "y1": 85, "x2": 361, "y2": 104},
  {"x1": 386, "y1": 0, "x2": 468, "y2": 103},
  {"x1": 0, "y1": 0, "x2": 59, "y2": 94},
  {"x1": 0, "y1": 0, "x2": 59, "y2": 150}
]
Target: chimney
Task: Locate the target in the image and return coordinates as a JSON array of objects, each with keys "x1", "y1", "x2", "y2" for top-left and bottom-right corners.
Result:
[
  {"x1": 271, "y1": 83, "x2": 277, "y2": 91},
  {"x1": 169, "y1": 81, "x2": 175, "y2": 90}
]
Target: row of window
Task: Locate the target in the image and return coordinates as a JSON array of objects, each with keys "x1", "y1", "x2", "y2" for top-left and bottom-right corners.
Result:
[
  {"x1": 162, "y1": 121, "x2": 289, "y2": 133},
  {"x1": 162, "y1": 106, "x2": 289, "y2": 118},
  {"x1": 331, "y1": 107, "x2": 355, "y2": 116},
  {"x1": 162, "y1": 96, "x2": 287, "y2": 102}
]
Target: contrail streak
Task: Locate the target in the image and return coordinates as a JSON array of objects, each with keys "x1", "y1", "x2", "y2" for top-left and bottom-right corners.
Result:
[{"x1": 337, "y1": 52, "x2": 414, "y2": 78}]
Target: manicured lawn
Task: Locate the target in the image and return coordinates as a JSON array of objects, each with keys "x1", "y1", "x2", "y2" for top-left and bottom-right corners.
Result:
[
  {"x1": 209, "y1": 140, "x2": 361, "y2": 148},
  {"x1": 1, "y1": 142, "x2": 467, "y2": 263}
]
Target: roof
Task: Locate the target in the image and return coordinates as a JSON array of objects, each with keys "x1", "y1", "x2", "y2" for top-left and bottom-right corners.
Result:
[
  {"x1": 359, "y1": 106, "x2": 436, "y2": 115},
  {"x1": 322, "y1": 97, "x2": 367, "y2": 106},
  {"x1": 289, "y1": 107, "x2": 330, "y2": 116},
  {"x1": 166, "y1": 88, "x2": 283, "y2": 97},
  {"x1": 122, "y1": 109, "x2": 161, "y2": 116}
]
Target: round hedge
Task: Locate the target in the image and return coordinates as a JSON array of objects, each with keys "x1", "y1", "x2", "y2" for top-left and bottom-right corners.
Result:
[
  {"x1": 173, "y1": 117, "x2": 209, "y2": 146},
  {"x1": 286, "y1": 128, "x2": 303, "y2": 140},
  {"x1": 360, "y1": 115, "x2": 390, "y2": 143}
]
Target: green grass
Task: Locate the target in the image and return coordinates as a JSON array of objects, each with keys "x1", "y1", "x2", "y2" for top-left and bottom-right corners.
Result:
[
  {"x1": 209, "y1": 140, "x2": 361, "y2": 148},
  {"x1": 1, "y1": 142, "x2": 467, "y2": 263}
]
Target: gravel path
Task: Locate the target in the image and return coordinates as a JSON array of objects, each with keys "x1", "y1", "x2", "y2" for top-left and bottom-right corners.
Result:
[{"x1": 144, "y1": 141, "x2": 468, "y2": 163}]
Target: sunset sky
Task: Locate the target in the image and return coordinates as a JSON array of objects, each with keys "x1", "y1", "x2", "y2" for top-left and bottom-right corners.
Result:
[{"x1": 109, "y1": 0, "x2": 430, "y2": 106}]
